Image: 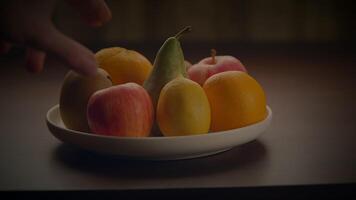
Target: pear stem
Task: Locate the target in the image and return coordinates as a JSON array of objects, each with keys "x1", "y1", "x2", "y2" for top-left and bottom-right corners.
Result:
[
  {"x1": 211, "y1": 49, "x2": 217, "y2": 64},
  {"x1": 174, "y1": 26, "x2": 192, "y2": 39}
]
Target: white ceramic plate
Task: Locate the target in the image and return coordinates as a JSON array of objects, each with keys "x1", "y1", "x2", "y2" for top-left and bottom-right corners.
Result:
[{"x1": 46, "y1": 105, "x2": 272, "y2": 160}]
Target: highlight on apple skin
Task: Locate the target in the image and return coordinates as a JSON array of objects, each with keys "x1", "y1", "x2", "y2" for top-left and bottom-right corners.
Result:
[
  {"x1": 188, "y1": 49, "x2": 247, "y2": 86},
  {"x1": 87, "y1": 83, "x2": 154, "y2": 137}
]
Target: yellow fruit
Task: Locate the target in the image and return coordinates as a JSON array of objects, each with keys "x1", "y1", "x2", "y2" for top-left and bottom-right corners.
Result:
[
  {"x1": 95, "y1": 47, "x2": 153, "y2": 85},
  {"x1": 203, "y1": 71, "x2": 266, "y2": 132},
  {"x1": 157, "y1": 77, "x2": 211, "y2": 136}
]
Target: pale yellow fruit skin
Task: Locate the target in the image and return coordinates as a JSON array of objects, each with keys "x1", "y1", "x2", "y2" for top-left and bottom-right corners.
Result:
[
  {"x1": 157, "y1": 77, "x2": 211, "y2": 136},
  {"x1": 203, "y1": 71, "x2": 267, "y2": 132},
  {"x1": 95, "y1": 47, "x2": 152, "y2": 85}
]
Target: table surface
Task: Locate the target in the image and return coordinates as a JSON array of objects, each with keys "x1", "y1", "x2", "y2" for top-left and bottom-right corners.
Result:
[{"x1": 0, "y1": 43, "x2": 355, "y2": 191}]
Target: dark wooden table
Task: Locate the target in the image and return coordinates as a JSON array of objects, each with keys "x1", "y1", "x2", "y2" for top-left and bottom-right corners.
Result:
[{"x1": 0, "y1": 43, "x2": 355, "y2": 197}]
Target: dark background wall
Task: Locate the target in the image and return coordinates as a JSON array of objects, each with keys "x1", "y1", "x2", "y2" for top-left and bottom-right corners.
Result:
[{"x1": 54, "y1": 0, "x2": 356, "y2": 45}]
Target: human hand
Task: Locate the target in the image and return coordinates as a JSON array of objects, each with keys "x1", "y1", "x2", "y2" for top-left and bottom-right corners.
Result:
[{"x1": 0, "y1": 0, "x2": 112, "y2": 76}]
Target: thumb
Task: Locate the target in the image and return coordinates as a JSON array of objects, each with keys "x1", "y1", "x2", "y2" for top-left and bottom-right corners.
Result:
[{"x1": 32, "y1": 26, "x2": 98, "y2": 76}]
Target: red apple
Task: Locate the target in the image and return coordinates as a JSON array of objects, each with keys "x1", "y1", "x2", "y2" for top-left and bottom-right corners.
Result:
[
  {"x1": 188, "y1": 49, "x2": 247, "y2": 86},
  {"x1": 87, "y1": 83, "x2": 154, "y2": 137}
]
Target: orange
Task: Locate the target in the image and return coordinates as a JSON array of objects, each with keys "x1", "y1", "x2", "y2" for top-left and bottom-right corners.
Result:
[
  {"x1": 95, "y1": 47, "x2": 152, "y2": 85},
  {"x1": 203, "y1": 71, "x2": 266, "y2": 132}
]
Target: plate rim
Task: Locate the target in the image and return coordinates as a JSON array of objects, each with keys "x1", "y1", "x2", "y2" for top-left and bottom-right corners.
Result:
[{"x1": 46, "y1": 104, "x2": 272, "y2": 141}]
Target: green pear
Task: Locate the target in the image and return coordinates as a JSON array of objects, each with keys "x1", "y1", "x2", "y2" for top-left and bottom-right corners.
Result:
[
  {"x1": 59, "y1": 68, "x2": 112, "y2": 132},
  {"x1": 144, "y1": 26, "x2": 191, "y2": 109},
  {"x1": 143, "y1": 26, "x2": 191, "y2": 136}
]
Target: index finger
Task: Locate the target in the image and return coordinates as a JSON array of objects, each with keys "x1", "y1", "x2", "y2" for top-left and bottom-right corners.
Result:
[{"x1": 30, "y1": 26, "x2": 98, "y2": 76}]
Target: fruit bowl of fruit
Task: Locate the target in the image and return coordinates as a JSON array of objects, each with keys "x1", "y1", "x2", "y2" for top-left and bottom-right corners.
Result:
[
  {"x1": 46, "y1": 26, "x2": 272, "y2": 160},
  {"x1": 46, "y1": 105, "x2": 271, "y2": 160}
]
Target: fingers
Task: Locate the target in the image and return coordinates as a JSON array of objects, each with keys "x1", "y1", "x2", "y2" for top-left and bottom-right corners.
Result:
[
  {"x1": 66, "y1": 0, "x2": 112, "y2": 27},
  {"x1": 1, "y1": 40, "x2": 47, "y2": 74},
  {"x1": 25, "y1": 48, "x2": 46, "y2": 73},
  {"x1": 35, "y1": 27, "x2": 98, "y2": 76},
  {"x1": 0, "y1": 41, "x2": 12, "y2": 55}
]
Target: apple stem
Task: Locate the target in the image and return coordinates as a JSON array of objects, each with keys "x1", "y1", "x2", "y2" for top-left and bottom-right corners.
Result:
[
  {"x1": 174, "y1": 26, "x2": 192, "y2": 39},
  {"x1": 211, "y1": 49, "x2": 217, "y2": 64}
]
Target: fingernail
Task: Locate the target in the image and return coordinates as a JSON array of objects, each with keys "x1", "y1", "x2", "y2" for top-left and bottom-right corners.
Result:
[
  {"x1": 85, "y1": 63, "x2": 98, "y2": 77},
  {"x1": 78, "y1": 55, "x2": 98, "y2": 76},
  {"x1": 88, "y1": 19, "x2": 103, "y2": 27}
]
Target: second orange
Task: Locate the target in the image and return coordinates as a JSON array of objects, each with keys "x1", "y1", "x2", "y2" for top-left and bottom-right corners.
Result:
[{"x1": 95, "y1": 47, "x2": 152, "y2": 85}]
